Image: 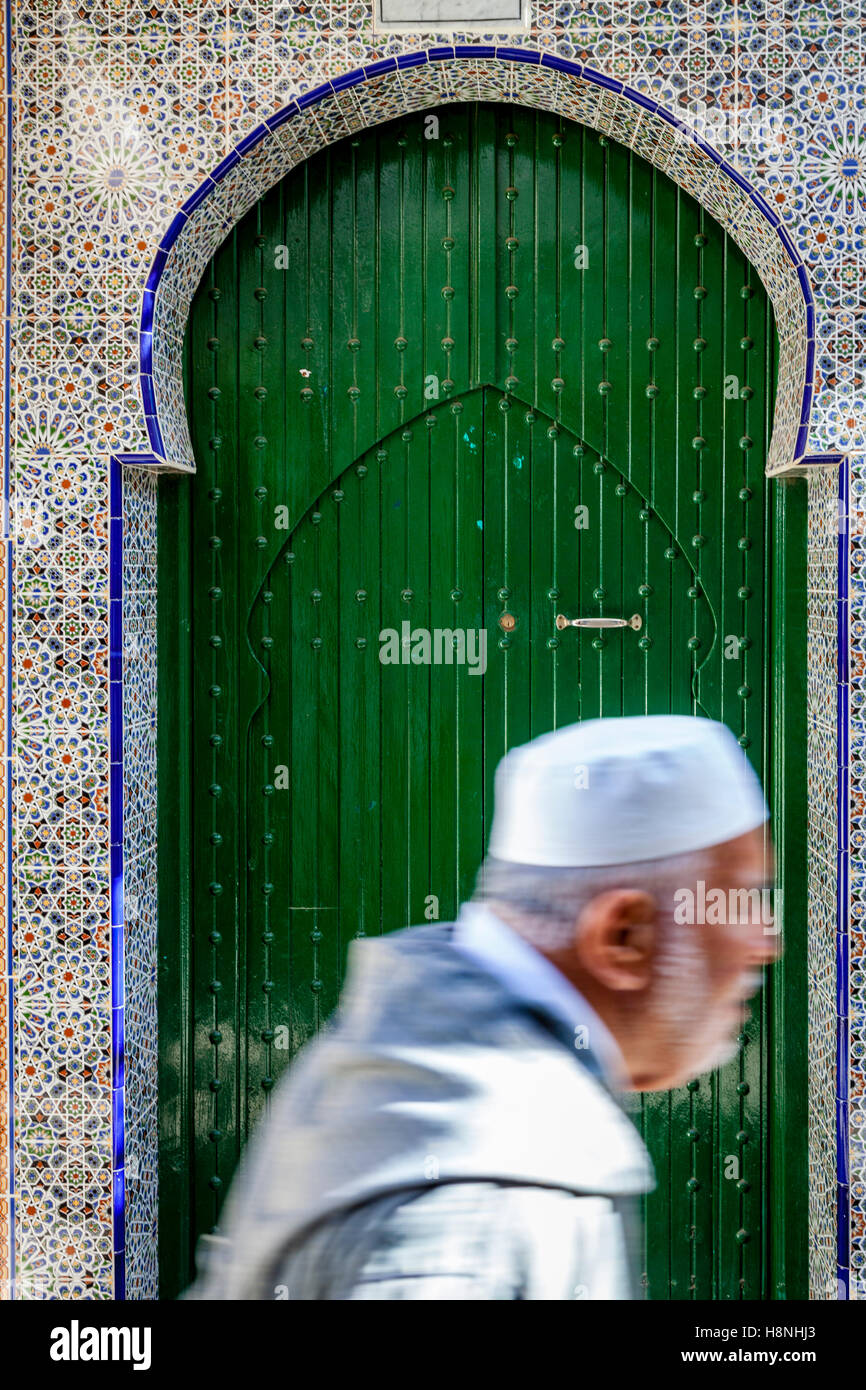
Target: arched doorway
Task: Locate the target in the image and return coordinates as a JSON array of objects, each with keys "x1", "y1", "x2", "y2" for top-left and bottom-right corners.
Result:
[{"x1": 157, "y1": 101, "x2": 808, "y2": 1299}]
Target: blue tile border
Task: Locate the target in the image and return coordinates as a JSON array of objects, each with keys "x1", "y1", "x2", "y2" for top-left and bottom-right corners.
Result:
[
  {"x1": 208, "y1": 147, "x2": 242, "y2": 182},
  {"x1": 265, "y1": 101, "x2": 301, "y2": 131},
  {"x1": 158, "y1": 211, "x2": 188, "y2": 255},
  {"x1": 180, "y1": 179, "x2": 215, "y2": 217},
  {"x1": 803, "y1": 453, "x2": 847, "y2": 468},
  {"x1": 235, "y1": 122, "x2": 271, "y2": 155},
  {"x1": 112, "y1": 452, "x2": 167, "y2": 469},
  {"x1": 540, "y1": 52, "x2": 583, "y2": 78}
]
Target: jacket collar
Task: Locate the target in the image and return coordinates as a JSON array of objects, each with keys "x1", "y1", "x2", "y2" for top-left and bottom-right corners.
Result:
[{"x1": 450, "y1": 901, "x2": 631, "y2": 1093}]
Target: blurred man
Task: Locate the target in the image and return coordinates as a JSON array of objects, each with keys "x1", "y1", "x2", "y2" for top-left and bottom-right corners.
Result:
[{"x1": 186, "y1": 715, "x2": 777, "y2": 1300}]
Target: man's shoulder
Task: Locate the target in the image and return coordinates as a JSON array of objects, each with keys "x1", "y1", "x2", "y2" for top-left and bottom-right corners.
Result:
[
  {"x1": 354, "y1": 921, "x2": 457, "y2": 948},
  {"x1": 340, "y1": 921, "x2": 481, "y2": 990},
  {"x1": 333, "y1": 920, "x2": 521, "y2": 1034}
]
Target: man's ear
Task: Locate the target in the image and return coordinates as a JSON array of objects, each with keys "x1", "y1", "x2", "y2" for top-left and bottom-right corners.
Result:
[{"x1": 573, "y1": 890, "x2": 658, "y2": 992}]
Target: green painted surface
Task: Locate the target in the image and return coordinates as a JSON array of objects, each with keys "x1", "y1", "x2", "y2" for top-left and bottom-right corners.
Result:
[{"x1": 158, "y1": 103, "x2": 807, "y2": 1299}]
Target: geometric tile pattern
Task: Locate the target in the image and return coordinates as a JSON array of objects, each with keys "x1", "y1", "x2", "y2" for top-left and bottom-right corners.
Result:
[
  {"x1": 6, "y1": 0, "x2": 860, "y2": 1299},
  {"x1": 807, "y1": 465, "x2": 846, "y2": 1299},
  {"x1": 118, "y1": 464, "x2": 158, "y2": 1302},
  {"x1": 848, "y1": 450, "x2": 866, "y2": 1300}
]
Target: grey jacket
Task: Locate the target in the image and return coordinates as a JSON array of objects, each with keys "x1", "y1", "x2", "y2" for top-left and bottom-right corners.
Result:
[{"x1": 185, "y1": 922, "x2": 655, "y2": 1300}]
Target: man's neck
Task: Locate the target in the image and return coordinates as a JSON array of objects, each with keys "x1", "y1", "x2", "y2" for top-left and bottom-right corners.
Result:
[{"x1": 478, "y1": 899, "x2": 634, "y2": 1090}]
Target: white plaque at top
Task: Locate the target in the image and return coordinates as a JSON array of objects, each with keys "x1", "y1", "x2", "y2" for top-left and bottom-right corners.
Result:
[{"x1": 376, "y1": 0, "x2": 529, "y2": 31}]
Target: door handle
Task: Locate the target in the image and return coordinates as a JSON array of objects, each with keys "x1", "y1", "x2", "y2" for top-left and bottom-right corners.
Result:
[{"x1": 555, "y1": 613, "x2": 642, "y2": 631}]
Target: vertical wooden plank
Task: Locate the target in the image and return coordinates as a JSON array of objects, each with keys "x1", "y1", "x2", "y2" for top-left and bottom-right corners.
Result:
[
  {"x1": 208, "y1": 227, "x2": 244, "y2": 1222},
  {"x1": 558, "y1": 120, "x2": 585, "y2": 446},
  {"x1": 769, "y1": 465, "x2": 809, "y2": 1300},
  {"x1": 579, "y1": 455, "x2": 607, "y2": 718},
  {"x1": 237, "y1": 202, "x2": 276, "y2": 1152},
  {"x1": 639, "y1": 166, "x2": 675, "y2": 1298},
  {"x1": 286, "y1": 509, "x2": 320, "y2": 1053},
  {"x1": 622, "y1": 151, "x2": 653, "y2": 720},
  {"x1": 456, "y1": 395, "x2": 486, "y2": 903},
  {"x1": 335, "y1": 448, "x2": 382, "y2": 961},
  {"x1": 715, "y1": 229, "x2": 747, "y2": 1300},
  {"x1": 604, "y1": 135, "x2": 631, "y2": 478},
  {"x1": 405, "y1": 411, "x2": 432, "y2": 929},
  {"x1": 354, "y1": 124, "x2": 380, "y2": 457},
  {"x1": 246, "y1": 185, "x2": 290, "y2": 1142},
  {"x1": 666, "y1": 189, "x2": 702, "y2": 1303},
  {"x1": 422, "y1": 109, "x2": 451, "y2": 425},
  {"x1": 628, "y1": 152, "x2": 654, "y2": 504},
  {"x1": 740, "y1": 239, "x2": 771, "y2": 1300},
  {"x1": 378, "y1": 423, "x2": 412, "y2": 934},
  {"x1": 529, "y1": 412, "x2": 558, "y2": 737},
  {"x1": 307, "y1": 154, "x2": 333, "y2": 499},
  {"x1": 481, "y1": 388, "x2": 506, "y2": 834},
  {"x1": 330, "y1": 138, "x2": 359, "y2": 468},
  {"x1": 261, "y1": 177, "x2": 292, "y2": 1096},
  {"x1": 682, "y1": 212, "x2": 721, "y2": 1302},
  {"x1": 472, "y1": 104, "x2": 499, "y2": 388},
  {"x1": 500, "y1": 394, "x2": 532, "y2": 751},
  {"x1": 580, "y1": 127, "x2": 607, "y2": 454},
  {"x1": 283, "y1": 163, "x2": 319, "y2": 1061},
  {"x1": 376, "y1": 128, "x2": 406, "y2": 445},
  {"x1": 534, "y1": 110, "x2": 562, "y2": 433},
  {"x1": 263, "y1": 538, "x2": 294, "y2": 1085},
  {"x1": 602, "y1": 463, "x2": 627, "y2": 721},
  {"x1": 554, "y1": 434, "x2": 585, "y2": 728},
  {"x1": 442, "y1": 107, "x2": 471, "y2": 405},
  {"x1": 280, "y1": 143, "x2": 313, "y2": 522},
  {"x1": 428, "y1": 401, "x2": 461, "y2": 924},
  {"x1": 648, "y1": 169, "x2": 680, "y2": 564},
  {"x1": 360, "y1": 443, "x2": 384, "y2": 945},
  {"x1": 508, "y1": 105, "x2": 538, "y2": 414},
  {"x1": 315, "y1": 477, "x2": 343, "y2": 1023}
]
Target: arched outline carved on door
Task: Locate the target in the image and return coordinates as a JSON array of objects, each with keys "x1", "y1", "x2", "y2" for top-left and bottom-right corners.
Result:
[
  {"x1": 242, "y1": 385, "x2": 720, "y2": 722},
  {"x1": 129, "y1": 46, "x2": 838, "y2": 480}
]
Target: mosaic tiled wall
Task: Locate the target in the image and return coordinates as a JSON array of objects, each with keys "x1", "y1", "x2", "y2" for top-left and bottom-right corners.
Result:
[
  {"x1": 6, "y1": 0, "x2": 862, "y2": 1299},
  {"x1": 117, "y1": 464, "x2": 157, "y2": 1301},
  {"x1": 848, "y1": 455, "x2": 866, "y2": 1296},
  {"x1": 807, "y1": 464, "x2": 846, "y2": 1300}
]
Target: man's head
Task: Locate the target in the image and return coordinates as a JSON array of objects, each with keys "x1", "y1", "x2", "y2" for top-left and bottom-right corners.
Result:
[{"x1": 477, "y1": 716, "x2": 778, "y2": 1091}]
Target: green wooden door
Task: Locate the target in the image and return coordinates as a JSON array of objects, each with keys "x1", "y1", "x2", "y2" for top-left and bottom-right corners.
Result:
[{"x1": 159, "y1": 102, "x2": 806, "y2": 1299}]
